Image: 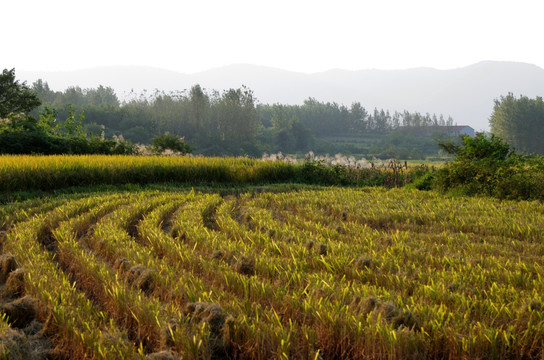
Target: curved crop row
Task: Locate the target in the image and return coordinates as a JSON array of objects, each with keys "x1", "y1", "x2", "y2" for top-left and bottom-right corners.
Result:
[{"x1": 0, "y1": 188, "x2": 542, "y2": 359}]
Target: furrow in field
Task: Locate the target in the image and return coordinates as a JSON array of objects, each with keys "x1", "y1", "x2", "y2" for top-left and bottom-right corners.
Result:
[
  {"x1": 111, "y1": 192, "x2": 351, "y2": 358},
  {"x1": 246, "y1": 188, "x2": 544, "y2": 358},
  {"x1": 52, "y1": 192, "x2": 184, "y2": 354},
  {"x1": 152, "y1": 194, "x2": 382, "y2": 357},
  {"x1": 81, "y1": 192, "x2": 243, "y2": 358},
  {"x1": 69, "y1": 192, "x2": 244, "y2": 357},
  {"x1": 134, "y1": 194, "x2": 335, "y2": 358},
  {"x1": 2, "y1": 195, "x2": 141, "y2": 359}
]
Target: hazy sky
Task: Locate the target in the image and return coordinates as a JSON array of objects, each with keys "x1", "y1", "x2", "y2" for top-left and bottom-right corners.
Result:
[{"x1": 3, "y1": 0, "x2": 543, "y2": 73}]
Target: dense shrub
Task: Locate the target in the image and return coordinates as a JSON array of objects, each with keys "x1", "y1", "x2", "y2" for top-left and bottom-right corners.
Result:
[
  {"x1": 0, "y1": 130, "x2": 136, "y2": 155},
  {"x1": 0, "y1": 110, "x2": 136, "y2": 155},
  {"x1": 433, "y1": 133, "x2": 544, "y2": 200}
]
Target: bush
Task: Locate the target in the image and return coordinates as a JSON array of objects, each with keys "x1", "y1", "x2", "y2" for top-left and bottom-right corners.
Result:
[
  {"x1": 432, "y1": 133, "x2": 544, "y2": 200},
  {"x1": 296, "y1": 160, "x2": 348, "y2": 185},
  {"x1": 0, "y1": 130, "x2": 136, "y2": 155},
  {"x1": 151, "y1": 132, "x2": 192, "y2": 154}
]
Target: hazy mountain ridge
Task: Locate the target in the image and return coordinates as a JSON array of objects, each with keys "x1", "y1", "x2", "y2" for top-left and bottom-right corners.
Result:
[{"x1": 18, "y1": 61, "x2": 544, "y2": 131}]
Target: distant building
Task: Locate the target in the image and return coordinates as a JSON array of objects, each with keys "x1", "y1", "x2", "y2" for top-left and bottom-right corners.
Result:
[
  {"x1": 400, "y1": 125, "x2": 475, "y2": 137},
  {"x1": 436, "y1": 125, "x2": 475, "y2": 137}
]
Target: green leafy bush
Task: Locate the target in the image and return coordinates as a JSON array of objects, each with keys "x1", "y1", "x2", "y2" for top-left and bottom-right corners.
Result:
[{"x1": 433, "y1": 133, "x2": 544, "y2": 200}]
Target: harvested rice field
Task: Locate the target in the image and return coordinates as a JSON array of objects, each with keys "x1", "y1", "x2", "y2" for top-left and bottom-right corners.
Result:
[{"x1": 0, "y1": 187, "x2": 543, "y2": 359}]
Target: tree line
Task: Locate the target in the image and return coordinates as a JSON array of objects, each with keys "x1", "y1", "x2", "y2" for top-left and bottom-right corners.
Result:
[
  {"x1": 5, "y1": 68, "x2": 543, "y2": 157},
  {"x1": 30, "y1": 79, "x2": 456, "y2": 156},
  {"x1": 490, "y1": 93, "x2": 544, "y2": 154}
]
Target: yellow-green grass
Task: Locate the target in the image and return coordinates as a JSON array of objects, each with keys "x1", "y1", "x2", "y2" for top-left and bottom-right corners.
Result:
[
  {"x1": 0, "y1": 155, "x2": 299, "y2": 191},
  {"x1": 0, "y1": 155, "x2": 424, "y2": 193},
  {"x1": 0, "y1": 187, "x2": 542, "y2": 359}
]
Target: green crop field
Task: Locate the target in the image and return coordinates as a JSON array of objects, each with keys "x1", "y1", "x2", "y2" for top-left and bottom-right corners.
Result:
[{"x1": 0, "y1": 179, "x2": 543, "y2": 359}]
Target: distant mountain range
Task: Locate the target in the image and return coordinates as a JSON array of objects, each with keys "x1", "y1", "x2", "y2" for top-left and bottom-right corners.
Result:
[{"x1": 18, "y1": 61, "x2": 544, "y2": 131}]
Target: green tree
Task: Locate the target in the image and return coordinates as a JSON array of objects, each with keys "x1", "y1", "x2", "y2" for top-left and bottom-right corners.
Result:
[
  {"x1": 52, "y1": 86, "x2": 86, "y2": 107},
  {"x1": 214, "y1": 86, "x2": 258, "y2": 143},
  {"x1": 290, "y1": 116, "x2": 312, "y2": 151},
  {"x1": 349, "y1": 102, "x2": 368, "y2": 132},
  {"x1": 489, "y1": 93, "x2": 544, "y2": 154},
  {"x1": 86, "y1": 85, "x2": 120, "y2": 107},
  {"x1": 32, "y1": 79, "x2": 59, "y2": 105},
  {"x1": 0, "y1": 68, "x2": 41, "y2": 118},
  {"x1": 63, "y1": 105, "x2": 86, "y2": 137},
  {"x1": 439, "y1": 133, "x2": 512, "y2": 162},
  {"x1": 271, "y1": 104, "x2": 290, "y2": 130},
  {"x1": 188, "y1": 84, "x2": 209, "y2": 135},
  {"x1": 37, "y1": 106, "x2": 61, "y2": 135}
]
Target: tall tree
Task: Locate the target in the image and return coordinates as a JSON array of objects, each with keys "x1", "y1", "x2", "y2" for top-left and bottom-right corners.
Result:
[
  {"x1": 87, "y1": 85, "x2": 120, "y2": 107},
  {"x1": 53, "y1": 86, "x2": 86, "y2": 107},
  {"x1": 188, "y1": 84, "x2": 209, "y2": 135},
  {"x1": 32, "y1": 79, "x2": 59, "y2": 105},
  {"x1": 271, "y1": 104, "x2": 290, "y2": 130},
  {"x1": 0, "y1": 68, "x2": 41, "y2": 118},
  {"x1": 214, "y1": 86, "x2": 258, "y2": 143},
  {"x1": 490, "y1": 93, "x2": 544, "y2": 154},
  {"x1": 349, "y1": 102, "x2": 368, "y2": 132}
]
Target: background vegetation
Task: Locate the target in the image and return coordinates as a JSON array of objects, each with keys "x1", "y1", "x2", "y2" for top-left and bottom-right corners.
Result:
[
  {"x1": 28, "y1": 73, "x2": 457, "y2": 158},
  {"x1": 1, "y1": 69, "x2": 136, "y2": 155},
  {"x1": 4, "y1": 68, "x2": 544, "y2": 160}
]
